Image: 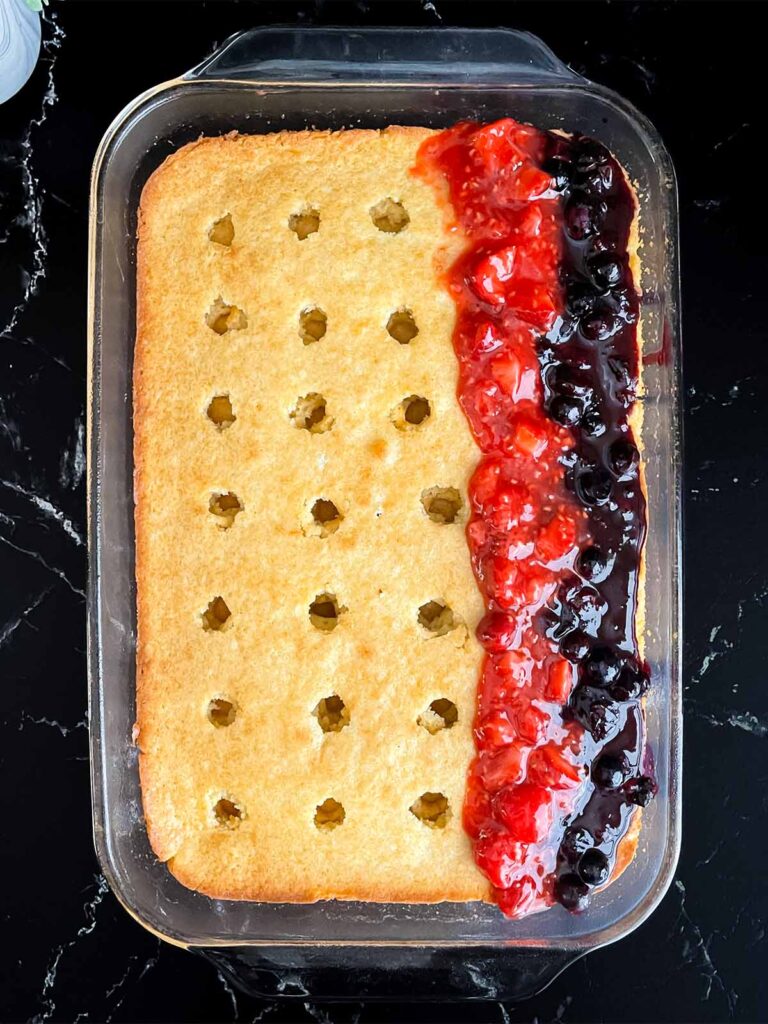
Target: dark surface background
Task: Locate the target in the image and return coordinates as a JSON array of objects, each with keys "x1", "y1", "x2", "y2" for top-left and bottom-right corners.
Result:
[{"x1": 1, "y1": 1, "x2": 766, "y2": 1021}]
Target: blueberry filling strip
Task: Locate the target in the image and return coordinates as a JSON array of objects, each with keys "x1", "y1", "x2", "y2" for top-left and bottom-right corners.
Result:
[{"x1": 540, "y1": 132, "x2": 654, "y2": 908}]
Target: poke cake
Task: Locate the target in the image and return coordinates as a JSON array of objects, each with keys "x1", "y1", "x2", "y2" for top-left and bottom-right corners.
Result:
[{"x1": 133, "y1": 119, "x2": 653, "y2": 918}]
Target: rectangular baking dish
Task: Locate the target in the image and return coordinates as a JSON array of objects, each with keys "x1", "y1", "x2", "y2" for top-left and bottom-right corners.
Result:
[{"x1": 87, "y1": 26, "x2": 682, "y2": 1001}]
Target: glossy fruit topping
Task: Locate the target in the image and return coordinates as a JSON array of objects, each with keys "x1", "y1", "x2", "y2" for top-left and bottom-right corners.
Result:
[
  {"x1": 415, "y1": 120, "x2": 651, "y2": 918},
  {"x1": 540, "y1": 132, "x2": 651, "y2": 904}
]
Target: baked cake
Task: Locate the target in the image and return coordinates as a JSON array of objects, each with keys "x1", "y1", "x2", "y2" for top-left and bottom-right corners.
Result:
[{"x1": 134, "y1": 120, "x2": 652, "y2": 918}]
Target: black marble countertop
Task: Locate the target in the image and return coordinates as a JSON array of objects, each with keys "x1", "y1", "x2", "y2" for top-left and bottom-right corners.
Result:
[{"x1": 1, "y1": 2, "x2": 766, "y2": 1021}]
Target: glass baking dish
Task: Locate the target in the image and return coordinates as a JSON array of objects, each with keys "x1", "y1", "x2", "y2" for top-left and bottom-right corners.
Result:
[{"x1": 87, "y1": 26, "x2": 682, "y2": 1001}]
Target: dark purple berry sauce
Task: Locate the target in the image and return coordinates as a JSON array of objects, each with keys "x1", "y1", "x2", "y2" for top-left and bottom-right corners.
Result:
[{"x1": 539, "y1": 132, "x2": 653, "y2": 910}]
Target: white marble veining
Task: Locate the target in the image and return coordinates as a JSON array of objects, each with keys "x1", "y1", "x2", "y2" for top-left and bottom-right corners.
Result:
[{"x1": 1, "y1": 7, "x2": 63, "y2": 338}]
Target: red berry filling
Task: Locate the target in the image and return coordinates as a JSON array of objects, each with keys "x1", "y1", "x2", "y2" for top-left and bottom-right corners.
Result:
[{"x1": 415, "y1": 120, "x2": 651, "y2": 918}]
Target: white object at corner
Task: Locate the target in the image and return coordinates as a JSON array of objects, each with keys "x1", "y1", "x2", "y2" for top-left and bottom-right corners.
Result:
[{"x1": 0, "y1": 0, "x2": 41, "y2": 104}]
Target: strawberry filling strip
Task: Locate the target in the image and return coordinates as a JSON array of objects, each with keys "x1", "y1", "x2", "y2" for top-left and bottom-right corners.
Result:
[{"x1": 415, "y1": 119, "x2": 655, "y2": 919}]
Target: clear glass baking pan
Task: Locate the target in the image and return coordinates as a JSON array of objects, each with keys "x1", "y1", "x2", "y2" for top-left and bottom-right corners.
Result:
[{"x1": 87, "y1": 26, "x2": 682, "y2": 1001}]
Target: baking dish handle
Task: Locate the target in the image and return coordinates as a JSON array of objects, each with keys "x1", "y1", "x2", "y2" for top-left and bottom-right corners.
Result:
[
  {"x1": 185, "y1": 26, "x2": 584, "y2": 84},
  {"x1": 200, "y1": 944, "x2": 583, "y2": 1002}
]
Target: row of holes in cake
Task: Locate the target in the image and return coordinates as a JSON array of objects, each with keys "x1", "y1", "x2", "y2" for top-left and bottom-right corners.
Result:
[
  {"x1": 206, "y1": 300, "x2": 419, "y2": 345},
  {"x1": 202, "y1": 594, "x2": 461, "y2": 637},
  {"x1": 207, "y1": 694, "x2": 457, "y2": 734},
  {"x1": 208, "y1": 487, "x2": 464, "y2": 532},
  {"x1": 208, "y1": 391, "x2": 432, "y2": 434},
  {"x1": 212, "y1": 791, "x2": 451, "y2": 832},
  {"x1": 208, "y1": 198, "x2": 410, "y2": 250}
]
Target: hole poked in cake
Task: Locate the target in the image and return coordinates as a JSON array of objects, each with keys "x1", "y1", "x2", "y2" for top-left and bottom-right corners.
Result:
[
  {"x1": 309, "y1": 592, "x2": 343, "y2": 631},
  {"x1": 213, "y1": 796, "x2": 243, "y2": 828},
  {"x1": 207, "y1": 697, "x2": 237, "y2": 728},
  {"x1": 289, "y1": 207, "x2": 320, "y2": 240},
  {"x1": 410, "y1": 791, "x2": 451, "y2": 829},
  {"x1": 202, "y1": 596, "x2": 232, "y2": 631},
  {"x1": 417, "y1": 600, "x2": 457, "y2": 637},
  {"x1": 392, "y1": 395, "x2": 431, "y2": 431},
  {"x1": 370, "y1": 198, "x2": 410, "y2": 234},
  {"x1": 420, "y1": 486, "x2": 463, "y2": 525},
  {"x1": 299, "y1": 307, "x2": 328, "y2": 345},
  {"x1": 209, "y1": 491, "x2": 244, "y2": 528},
  {"x1": 208, "y1": 213, "x2": 234, "y2": 247},
  {"x1": 303, "y1": 497, "x2": 343, "y2": 538},
  {"x1": 206, "y1": 393, "x2": 236, "y2": 429},
  {"x1": 206, "y1": 297, "x2": 247, "y2": 335},
  {"x1": 418, "y1": 698, "x2": 458, "y2": 734},
  {"x1": 386, "y1": 308, "x2": 419, "y2": 344},
  {"x1": 313, "y1": 694, "x2": 350, "y2": 733},
  {"x1": 291, "y1": 393, "x2": 333, "y2": 433},
  {"x1": 314, "y1": 797, "x2": 345, "y2": 830}
]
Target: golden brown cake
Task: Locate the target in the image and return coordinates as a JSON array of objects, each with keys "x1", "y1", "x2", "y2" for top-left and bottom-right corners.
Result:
[{"x1": 134, "y1": 127, "x2": 489, "y2": 902}]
